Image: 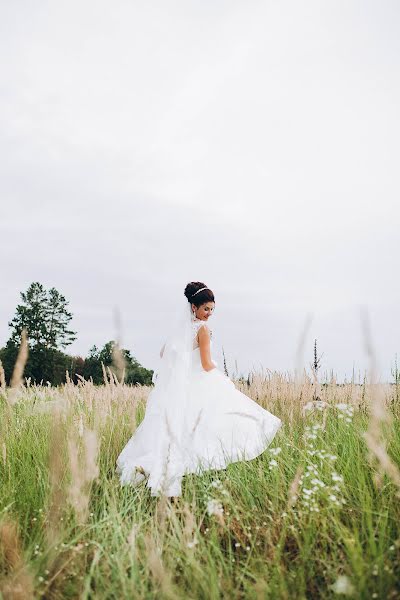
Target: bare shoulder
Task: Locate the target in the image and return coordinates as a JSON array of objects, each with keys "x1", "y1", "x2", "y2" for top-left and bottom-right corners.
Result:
[
  {"x1": 197, "y1": 323, "x2": 212, "y2": 341},
  {"x1": 197, "y1": 323, "x2": 210, "y2": 336}
]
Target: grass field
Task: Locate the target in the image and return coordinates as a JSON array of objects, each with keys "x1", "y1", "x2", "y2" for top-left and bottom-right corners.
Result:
[{"x1": 0, "y1": 369, "x2": 399, "y2": 599}]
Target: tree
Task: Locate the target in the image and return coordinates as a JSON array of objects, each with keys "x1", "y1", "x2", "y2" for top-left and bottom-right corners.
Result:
[
  {"x1": 1, "y1": 282, "x2": 77, "y2": 384},
  {"x1": 82, "y1": 341, "x2": 153, "y2": 386},
  {"x1": 8, "y1": 282, "x2": 76, "y2": 350},
  {"x1": 1, "y1": 283, "x2": 154, "y2": 387}
]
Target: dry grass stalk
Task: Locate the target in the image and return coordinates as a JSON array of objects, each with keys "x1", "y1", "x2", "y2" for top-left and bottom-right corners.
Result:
[
  {"x1": 127, "y1": 523, "x2": 140, "y2": 561},
  {"x1": 361, "y1": 309, "x2": 400, "y2": 493},
  {"x1": 178, "y1": 499, "x2": 201, "y2": 550},
  {"x1": 254, "y1": 579, "x2": 269, "y2": 600},
  {"x1": 182, "y1": 501, "x2": 196, "y2": 547},
  {"x1": 46, "y1": 413, "x2": 67, "y2": 548},
  {"x1": 364, "y1": 431, "x2": 400, "y2": 489},
  {"x1": 321, "y1": 404, "x2": 328, "y2": 430},
  {"x1": 0, "y1": 360, "x2": 6, "y2": 391},
  {"x1": 143, "y1": 533, "x2": 175, "y2": 599},
  {"x1": 101, "y1": 362, "x2": 109, "y2": 385},
  {"x1": 10, "y1": 329, "x2": 29, "y2": 389},
  {"x1": 155, "y1": 493, "x2": 169, "y2": 533},
  {"x1": 0, "y1": 519, "x2": 21, "y2": 570},
  {"x1": 108, "y1": 367, "x2": 119, "y2": 386},
  {"x1": 8, "y1": 329, "x2": 29, "y2": 405},
  {"x1": 287, "y1": 465, "x2": 303, "y2": 508},
  {"x1": 0, "y1": 518, "x2": 35, "y2": 600},
  {"x1": 67, "y1": 424, "x2": 99, "y2": 524},
  {"x1": 112, "y1": 341, "x2": 126, "y2": 384},
  {"x1": 155, "y1": 420, "x2": 185, "y2": 500}
]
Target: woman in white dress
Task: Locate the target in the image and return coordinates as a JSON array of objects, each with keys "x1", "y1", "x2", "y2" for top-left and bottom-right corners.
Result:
[{"x1": 116, "y1": 282, "x2": 282, "y2": 497}]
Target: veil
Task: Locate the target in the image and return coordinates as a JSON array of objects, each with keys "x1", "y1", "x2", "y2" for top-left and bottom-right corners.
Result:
[{"x1": 145, "y1": 296, "x2": 194, "y2": 496}]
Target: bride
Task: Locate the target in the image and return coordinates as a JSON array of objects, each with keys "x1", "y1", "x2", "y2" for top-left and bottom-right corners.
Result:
[{"x1": 116, "y1": 282, "x2": 282, "y2": 497}]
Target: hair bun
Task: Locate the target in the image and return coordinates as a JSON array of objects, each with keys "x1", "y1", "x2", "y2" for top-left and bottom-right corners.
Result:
[
  {"x1": 184, "y1": 282, "x2": 207, "y2": 301},
  {"x1": 184, "y1": 281, "x2": 215, "y2": 306}
]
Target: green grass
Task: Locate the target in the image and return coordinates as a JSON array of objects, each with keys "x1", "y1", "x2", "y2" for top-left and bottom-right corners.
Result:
[{"x1": 0, "y1": 376, "x2": 399, "y2": 599}]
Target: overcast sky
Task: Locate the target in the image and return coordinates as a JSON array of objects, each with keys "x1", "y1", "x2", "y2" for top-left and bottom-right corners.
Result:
[{"x1": 1, "y1": 1, "x2": 399, "y2": 382}]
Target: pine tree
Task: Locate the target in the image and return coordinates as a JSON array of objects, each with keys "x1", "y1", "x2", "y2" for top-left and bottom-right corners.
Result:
[
  {"x1": 8, "y1": 282, "x2": 76, "y2": 350},
  {"x1": 1, "y1": 282, "x2": 77, "y2": 384}
]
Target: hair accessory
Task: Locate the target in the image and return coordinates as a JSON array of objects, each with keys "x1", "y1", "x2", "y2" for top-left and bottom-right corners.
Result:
[{"x1": 190, "y1": 286, "x2": 208, "y2": 298}]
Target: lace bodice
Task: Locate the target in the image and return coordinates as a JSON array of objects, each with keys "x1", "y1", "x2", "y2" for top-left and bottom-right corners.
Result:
[{"x1": 192, "y1": 319, "x2": 212, "y2": 350}]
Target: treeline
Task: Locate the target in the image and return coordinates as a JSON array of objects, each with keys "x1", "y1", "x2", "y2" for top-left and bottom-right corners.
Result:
[{"x1": 0, "y1": 282, "x2": 153, "y2": 386}]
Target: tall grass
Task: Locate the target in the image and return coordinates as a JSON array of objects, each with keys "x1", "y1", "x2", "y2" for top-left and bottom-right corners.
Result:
[{"x1": 0, "y1": 371, "x2": 399, "y2": 599}]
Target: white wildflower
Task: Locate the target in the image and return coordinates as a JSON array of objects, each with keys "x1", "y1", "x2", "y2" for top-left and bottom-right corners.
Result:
[
  {"x1": 206, "y1": 499, "x2": 224, "y2": 517},
  {"x1": 330, "y1": 575, "x2": 355, "y2": 596},
  {"x1": 269, "y1": 447, "x2": 282, "y2": 456},
  {"x1": 211, "y1": 479, "x2": 222, "y2": 488},
  {"x1": 310, "y1": 478, "x2": 325, "y2": 487},
  {"x1": 306, "y1": 465, "x2": 318, "y2": 474},
  {"x1": 336, "y1": 403, "x2": 350, "y2": 411},
  {"x1": 304, "y1": 400, "x2": 327, "y2": 411}
]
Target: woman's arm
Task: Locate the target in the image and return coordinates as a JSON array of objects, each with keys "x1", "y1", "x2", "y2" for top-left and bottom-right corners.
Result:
[
  {"x1": 198, "y1": 325, "x2": 216, "y2": 372},
  {"x1": 160, "y1": 343, "x2": 166, "y2": 358}
]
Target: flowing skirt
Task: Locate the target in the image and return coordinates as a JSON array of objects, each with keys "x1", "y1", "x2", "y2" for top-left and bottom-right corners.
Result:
[{"x1": 116, "y1": 349, "x2": 282, "y2": 496}]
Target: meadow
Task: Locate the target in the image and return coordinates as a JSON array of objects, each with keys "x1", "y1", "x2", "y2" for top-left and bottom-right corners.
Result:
[{"x1": 0, "y1": 364, "x2": 399, "y2": 599}]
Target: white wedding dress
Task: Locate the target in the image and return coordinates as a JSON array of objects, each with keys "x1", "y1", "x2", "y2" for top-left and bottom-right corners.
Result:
[{"x1": 116, "y1": 319, "x2": 282, "y2": 496}]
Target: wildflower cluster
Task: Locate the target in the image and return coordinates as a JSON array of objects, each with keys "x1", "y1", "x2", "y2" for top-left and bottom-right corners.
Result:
[
  {"x1": 206, "y1": 499, "x2": 224, "y2": 517},
  {"x1": 268, "y1": 446, "x2": 281, "y2": 470},
  {"x1": 298, "y1": 424, "x2": 346, "y2": 512},
  {"x1": 335, "y1": 402, "x2": 354, "y2": 424},
  {"x1": 204, "y1": 478, "x2": 229, "y2": 521},
  {"x1": 209, "y1": 478, "x2": 229, "y2": 496},
  {"x1": 303, "y1": 400, "x2": 328, "y2": 413},
  {"x1": 303, "y1": 398, "x2": 355, "y2": 426}
]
